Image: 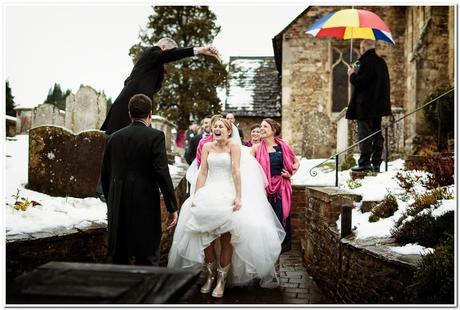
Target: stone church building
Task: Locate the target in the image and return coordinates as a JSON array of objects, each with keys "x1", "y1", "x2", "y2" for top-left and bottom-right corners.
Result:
[{"x1": 272, "y1": 6, "x2": 454, "y2": 158}]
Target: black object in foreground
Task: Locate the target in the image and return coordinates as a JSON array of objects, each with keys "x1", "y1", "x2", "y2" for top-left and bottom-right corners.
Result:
[{"x1": 7, "y1": 261, "x2": 200, "y2": 304}]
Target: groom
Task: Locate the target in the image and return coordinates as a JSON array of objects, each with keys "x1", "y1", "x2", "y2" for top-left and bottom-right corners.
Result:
[{"x1": 101, "y1": 94, "x2": 178, "y2": 266}]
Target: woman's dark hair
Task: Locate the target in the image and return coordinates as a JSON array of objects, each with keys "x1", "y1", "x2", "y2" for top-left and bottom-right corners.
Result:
[
  {"x1": 250, "y1": 123, "x2": 261, "y2": 131},
  {"x1": 128, "y1": 94, "x2": 152, "y2": 118},
  {"x1": 263, "y1": 118, "x2": 281, "y2": 136}
]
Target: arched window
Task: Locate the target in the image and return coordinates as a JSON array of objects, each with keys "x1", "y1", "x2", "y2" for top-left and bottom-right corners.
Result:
[{"x1": 331, "y1": 47, "x2": 359, "y2": 113}]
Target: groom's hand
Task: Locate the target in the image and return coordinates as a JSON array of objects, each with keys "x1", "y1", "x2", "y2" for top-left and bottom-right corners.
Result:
[{"x1": 167, "y1": 211, "x2": 178, "y2": 230}]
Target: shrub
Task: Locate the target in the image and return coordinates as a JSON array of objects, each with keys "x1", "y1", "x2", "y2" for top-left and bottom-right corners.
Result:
[
  {"x1": 391, "y1": 211, "x2": 454, "y2": 248},
  {"x1": 406, "y1": 187, "x2": 452, "y2": 216},
  {"x1": 346, "y1": 179, "x2": 362, "y2": 189},
  {"x1": 423, "y1": 84, "x2": 454, "y2": 138},
  {"x1": 341, "y1": 153, "x2": 356, "y2": 171},
  {"x1": 409, "y1": 135, "x2": 438, "y2": 156},
  {"x1": 404, "y1": 154, "x2": 454, "y2": 188},
  {"x1": 368, "y1": 194, "x2": 398, "y2": 222},
  {"x1": 395, "y1": 171, "x2": 429, "y2": 194},
  {"x1": 409, "y1": 234, "x2": 454, "y2": 304}
]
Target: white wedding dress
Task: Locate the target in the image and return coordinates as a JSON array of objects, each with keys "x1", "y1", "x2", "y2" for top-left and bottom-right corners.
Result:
[{"x1": 168, "y1": 130, "x2": 286, "y2": 286}]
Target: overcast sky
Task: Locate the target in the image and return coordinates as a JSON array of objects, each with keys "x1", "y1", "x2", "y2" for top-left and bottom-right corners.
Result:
[{"x1": 4, "y1": 4, "x2": 305, "y2": 108}]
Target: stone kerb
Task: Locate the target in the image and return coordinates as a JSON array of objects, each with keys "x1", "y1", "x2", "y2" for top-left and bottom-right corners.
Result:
[
  {"x1": 31, "y1": 103, "x2": 65, "y2": 129},
  {"x1": 28, "y1": 125, "x2": 106, "y2": 198},
  {"x1": 302, "y1": 186, "x2": 419, "y2": 303},
  {"x1": 65, "y1": 85, "x2": 107, "y2": 133}
]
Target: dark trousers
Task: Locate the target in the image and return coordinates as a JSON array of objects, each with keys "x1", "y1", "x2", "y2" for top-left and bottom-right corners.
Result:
[
  {"x1": 112, "y1": 246, "x2": 160, "y2": 266},
  {"x1": 357, "y1": 118, "x2": 384, "y2": 168}
]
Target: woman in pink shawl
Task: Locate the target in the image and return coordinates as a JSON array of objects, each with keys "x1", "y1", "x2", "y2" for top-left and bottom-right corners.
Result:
[{"x1": 251, "y1": 118, "x2": 299, "y2": 271}]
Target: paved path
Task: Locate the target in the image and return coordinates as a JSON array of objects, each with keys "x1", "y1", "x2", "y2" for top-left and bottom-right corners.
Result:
[{"x1": 177, "y1": 243, "x2": 325, "y2": 304}]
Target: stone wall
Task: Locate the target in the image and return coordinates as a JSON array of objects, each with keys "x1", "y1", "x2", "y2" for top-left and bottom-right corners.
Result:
[
  {"x1": 404, "y1": 6, "x2": 452, "y2": 140},
  {"x1": 279, "y1": 6, "x2": 452, "y2": 157},
  {"x1": 65, "y1": 85, "x2": 107, "y2": 133},
  {"x1": 31, "y1": 103, "x2": 65, "y2": 129},
  {"x1": 296, "y1": 186, "x2": 420, "y2": 303},
  {"x1": 6, "y1": 224, "x2": 107, "y2": 284},
  {"x1": 28, "y1": 126, "x2": 106, "y2": 198}
]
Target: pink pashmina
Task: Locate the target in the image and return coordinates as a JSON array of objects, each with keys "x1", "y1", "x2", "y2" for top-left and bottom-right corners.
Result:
[
  {"x1": 196, "y1": 134, "x2": 213, "y2": 167},
  {"x1": 256, "y1": 138, "x2": 296, "y2": 225}
]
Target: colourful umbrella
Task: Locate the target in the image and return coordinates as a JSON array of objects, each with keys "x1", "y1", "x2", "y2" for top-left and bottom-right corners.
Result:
[
  {"x1": 305, "y1": 9, "x2": 395, "y2": 45},
  {"x1": 306, "y1": 8, "x2": 395, "y2": 64}
]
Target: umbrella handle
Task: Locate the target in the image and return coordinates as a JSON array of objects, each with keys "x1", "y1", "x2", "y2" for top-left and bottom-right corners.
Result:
[
  {"x1": 350, "y1": 38, "x2": 353, "y2": 63},
  {"x1": 350, "y1": 5, "x2": 354, "y2": 64}
]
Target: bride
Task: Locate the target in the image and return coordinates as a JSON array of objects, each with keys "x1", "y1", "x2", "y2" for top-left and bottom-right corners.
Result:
[{"x1": 167, "y1": 117, "x2": 285, "y2": 297}]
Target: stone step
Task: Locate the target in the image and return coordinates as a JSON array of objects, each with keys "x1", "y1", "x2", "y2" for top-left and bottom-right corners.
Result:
[{"x1": 350, "y1": 170, "x2": 378, "y2": 180}]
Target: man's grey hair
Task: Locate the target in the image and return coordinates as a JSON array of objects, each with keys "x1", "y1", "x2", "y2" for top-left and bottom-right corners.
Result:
[
  {"x1": 156, "y1": 37, "x2": 178, "y2": 49},
  {"x1": 362, "y1": 39, "x2": 376, "y2": 49}
]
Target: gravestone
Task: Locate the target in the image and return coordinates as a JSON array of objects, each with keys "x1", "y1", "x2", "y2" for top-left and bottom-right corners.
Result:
[
  {"x1": 28, "y1": 126, "x2": 106, "y2": 198},
  {"x1": 302, "y1": 111, "x2": 333, "y2": 158},
  {"x1": 31, "y1": 103, "x2": 65, "y2": 128},
  {"x1": 65, "y1": 86, "x2": 107, "y2": 133}
]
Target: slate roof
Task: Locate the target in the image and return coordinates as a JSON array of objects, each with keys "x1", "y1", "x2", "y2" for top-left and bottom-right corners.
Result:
[{"x1": 225, "y1": 56, "x2": 281, "y2": 117}]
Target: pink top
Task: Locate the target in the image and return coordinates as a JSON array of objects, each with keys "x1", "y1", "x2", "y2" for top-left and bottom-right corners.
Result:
[
  {"x1": 196, "y1": 134, "x2": 213, "y2": 167},
  {"x1": 256, "y1": 138, "x2": 296, "y2": 225}
]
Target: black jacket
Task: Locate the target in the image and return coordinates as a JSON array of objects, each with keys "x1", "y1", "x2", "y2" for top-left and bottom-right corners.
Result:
[
  {"x1": 101, "y1": 47, "x2": 194, "y2": 134},
  {"x1": 101, "y1": 121, "x2": 177, "y2": 256},
  {"x1": 185, "y1": 132, "x2": 203, "y2": 165},
  {"x1": 346, "y1": 49, "x2": 391, "y2": 120}
]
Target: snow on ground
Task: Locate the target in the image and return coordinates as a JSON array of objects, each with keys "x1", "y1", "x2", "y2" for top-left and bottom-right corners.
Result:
[
  {"x1": 4, "y1": 135, "x2": 183, "y2": 236},
  {"x1": 293, "y1": 154, "x2": 455, "y2": 249},
  {"x1": 388, "y1": 243, "x2": 434, "y2": 255}
]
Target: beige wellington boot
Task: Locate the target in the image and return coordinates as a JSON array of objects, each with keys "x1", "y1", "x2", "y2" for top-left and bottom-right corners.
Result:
[
  {"x1": 200, "y1": 261, "x2": 217, "y2": 294},
  {"x1": 211, "y1": 263, "x2": 231, "y2": 298}
]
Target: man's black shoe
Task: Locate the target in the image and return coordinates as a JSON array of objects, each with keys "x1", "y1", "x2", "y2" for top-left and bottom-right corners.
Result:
[
  {"x1": 351, "y1": 165, "x2": 372, "y2": 172},
  {"x1": 372, "y1": 166, "x2": 381, "y2": 173}
]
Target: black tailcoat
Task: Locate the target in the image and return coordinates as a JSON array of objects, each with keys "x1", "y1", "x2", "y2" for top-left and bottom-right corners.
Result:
[
  {"x1": 101, "y1": 47, "x2": 194, "y2": 134},
  {"x1": 101, "y1": 121, "x2": 178, "y2": 257}
]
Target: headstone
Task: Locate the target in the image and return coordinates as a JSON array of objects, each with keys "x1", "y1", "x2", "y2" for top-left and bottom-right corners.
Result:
[
  {"x1": 31, "y1": 103, "x2": 65, "y2": 128},
  {"x1": 302, "y1": 111, "x2": 333, "y2": 158},
  {"x1": 28, "y1": 126, "x2": 106, "y2": 198},
  {"x1": 65, "y1": 86, "x2": 107, "y2": 133}
]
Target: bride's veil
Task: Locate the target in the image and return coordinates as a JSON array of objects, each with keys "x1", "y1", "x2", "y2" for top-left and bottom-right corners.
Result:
[{"x1": 230, "y1": 123, "x2": 241, "y2": 144}]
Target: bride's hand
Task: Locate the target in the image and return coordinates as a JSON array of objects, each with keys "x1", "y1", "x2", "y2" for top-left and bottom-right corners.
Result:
[{"x1": 232, "y1": 197, "x2": 241, "y2": 211}]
